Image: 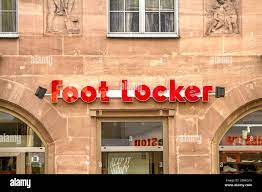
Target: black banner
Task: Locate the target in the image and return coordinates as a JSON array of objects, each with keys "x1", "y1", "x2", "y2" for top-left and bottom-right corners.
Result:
[{"x1": 0, "y1": 174, "x2": 260, "y2": 192}]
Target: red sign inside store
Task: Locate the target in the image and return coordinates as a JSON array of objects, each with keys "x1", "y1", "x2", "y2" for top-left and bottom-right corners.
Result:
[
  {"x1": 134, "y1": 138, "x2": 163, "y2": 146},
  {"x1": 225, "y1": 136, "x2": 262, "y2": 146},
  {"x1": 51, "y1": 80, "x2": 214, "y2": 103}
]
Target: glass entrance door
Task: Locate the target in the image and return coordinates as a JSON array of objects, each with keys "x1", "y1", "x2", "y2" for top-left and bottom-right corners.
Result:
[
  {"x1": 219, "y1": 110, "x2": 262, "y2": 174},
  {"x1": 0, "y1": 150, "x2": 45, "y2": 174},
  {"x1": 100, "y1": 120, "x2": 166, "y2": 174},
  {"x1": 0, "y1": 111, "x2": 46, "y2": 174},
  {"x1": 102, "y1": 151, "x2": 163, "y2": 174},
  {"x1": 0, "y1": 155, "x2": 16, "y2": 174}
]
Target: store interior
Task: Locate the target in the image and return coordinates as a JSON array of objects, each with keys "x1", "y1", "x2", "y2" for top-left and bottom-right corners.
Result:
[{"x1": 219, "y1": 110, "x2": 262, "y2": 174}]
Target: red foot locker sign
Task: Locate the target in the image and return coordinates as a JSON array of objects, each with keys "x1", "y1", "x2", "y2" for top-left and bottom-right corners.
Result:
[{"x1": 48, "y1": 80, "x2": 223, "y2": 104}]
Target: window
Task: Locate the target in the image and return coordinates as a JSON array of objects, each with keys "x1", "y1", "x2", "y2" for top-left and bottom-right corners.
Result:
[
  {"x1": 0, "y1": 111, "x2": 45, "y2": 174},
  {"x1": 0, "y1": 0, "x2": 18, "y2": 38},
  {"x1": 108, "y1": 0, "x2": 178, "y2": 37},
  {"x1": 219, "y1": 110, "x2": 262, "y2": 174},
  {"x1": 100, "y1": 121, "x2": 165, "y2": 174}
]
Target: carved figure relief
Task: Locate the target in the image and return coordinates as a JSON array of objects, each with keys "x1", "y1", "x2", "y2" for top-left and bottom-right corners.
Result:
[
  {"x1": 46, "y1": 0, "x2": 82, "y2": 35},
  {"x1": 204, "y1": 0, "x2": 240, "y2": 36}
]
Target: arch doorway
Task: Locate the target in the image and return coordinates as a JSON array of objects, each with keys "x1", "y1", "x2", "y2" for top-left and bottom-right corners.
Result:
[
  {"x1": 219, "y1": 110, "x2": 262, "y2": 174},
  {"x1": 0, "y1": 111, "x2": 45, "y2": 174}
]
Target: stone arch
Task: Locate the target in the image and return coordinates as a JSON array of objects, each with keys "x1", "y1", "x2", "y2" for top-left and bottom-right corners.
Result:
[
  {"x1": 0, "y1": 78, "x2": 67, "y2": 173},
  {"x1": 0, "y1": 78, "x2": 67, "y2": 142},
  {"x1": 197, "y1": 77, "x2": 262, "y2": 173}
]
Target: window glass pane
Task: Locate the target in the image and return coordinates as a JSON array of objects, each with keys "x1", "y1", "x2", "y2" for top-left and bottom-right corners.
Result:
[
  {"x1": 160, "y1": 0, "x2": 174, "y2": 11},
  {"x1": 102, "y1": 122, "x2": 163, "y2": 146},
  {"x1": 125, "y1": 12, "x2": 139, "y2": 32},
  {"x1": 102, "y1": 152, "x2": 163, "y2": 174},
  {"x1": 145, "y1": 0, "x2": 159, "y2": 11},
  {"x1": 108, "y1": 152, "x2": 150, "y2": 174},
  {"x1": 1, "y1": 0, "x2": 16, "y2": 10},
  {"x1": 145, "y1": 13, "x2": 159, "y2": 32},
  {"x1": 161, "y1": 12, "x2": 174, "y2": 32},
  {"x1": 0, "y1": 113, "x2": 45, "y2": 175},
  {"x1": 220, "y1": 110, "x2": 262, "y2": 146},
  {"x1": 26, "y1": 152, "x2": 45, "y2": 174},
  {"x1": 110, "y1": 0, "x2": 124, "y2": 11},
  {"x1": 219, "y1": 110, "x2": 262, "y2": 175},
  {"x1": 110, "y1": 12, "x2": 124, "y2": 32},
  {"x1": 1, "y1": 12, "x2": 16, "y2": 32},
  {"x1": 219, "y1": 152, "x2": 262, "y2": 174},
  {"x1": 0, "y1": 112, "x2": 43, "y2": 147},
  {"x1": 0, "y1": 12, "x2": 2, "y2": 32},
  {"x1": 0, "y1": 157, "x2": 16, "y2": 174},
  {"x1": 125, "y1": 0, "x2": 139, "y2": 11}
]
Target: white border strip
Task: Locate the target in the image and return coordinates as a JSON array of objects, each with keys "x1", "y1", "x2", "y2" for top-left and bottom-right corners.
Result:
[
  {"x1": 219, "y1": 146, "x2": 262, "y2": 151},
  {"x1": 0, "y1": 147, "x2": 45, "y2": 153},
  {"x1": 46, "y1": 90, "x2": 216, "y2": 99},
  {"x1": 101, "y1": 146, "x2": 163, "y2": 152}
]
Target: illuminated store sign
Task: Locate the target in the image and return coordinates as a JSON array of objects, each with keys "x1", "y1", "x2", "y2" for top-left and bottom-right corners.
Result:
[
  {"x1": 34, "y1": 80, "x2": 225, "y2": 103},
  {"x1": 50, "y1": 80, "x2": 217, "y2": 104}
]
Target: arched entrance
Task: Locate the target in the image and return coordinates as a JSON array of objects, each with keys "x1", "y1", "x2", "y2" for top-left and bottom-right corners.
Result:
[
  {"x1": 0, "y1": 78, "x2": 67, "y2": 174},
  {"x1": 198, "y1": 78, "x2": 262, "y2": 173},
  {"x1": 0, "y1": 111, "x2": 45, "y2": 174},
  {"x1": 218, "y1": 110, "x2": 262, "y2": 174},
  {"x1": 211, "y1": 100, "x2": 262, "y2": 173}
]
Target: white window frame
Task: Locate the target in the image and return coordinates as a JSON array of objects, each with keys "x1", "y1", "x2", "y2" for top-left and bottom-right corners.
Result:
[
  {"x1": 0, "y1": 0, "x2": 19, "y2": 38},
  {"x1": 107, "y1": 0, "x2": 179, "y2": 38}
]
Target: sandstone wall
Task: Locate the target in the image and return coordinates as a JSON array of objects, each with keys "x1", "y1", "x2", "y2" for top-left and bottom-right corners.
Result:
[{"x1": 0, "y1": 0, "x2": 261, "y2": 174}]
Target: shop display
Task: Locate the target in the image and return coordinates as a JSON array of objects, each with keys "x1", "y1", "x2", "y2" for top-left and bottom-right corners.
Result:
[
  {"x1": 101, "y1": 121, "x2": 164, "y2": 174},
  {"x1": 220, "y1": 153, "x2": 262, "y2": 174},
  {"x1": 0, "y1": 112, "x2": 45, "y2": 174},
  {"x1": 219, "y1": 110, "x2": 262, "y2": 174}
]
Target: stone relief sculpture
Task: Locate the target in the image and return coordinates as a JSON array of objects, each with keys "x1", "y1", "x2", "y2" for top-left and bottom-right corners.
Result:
[
  {"x1": 46, "y1": 0, "x2": 81, "y2": 34},
  {"x1": 205, "y1": 0, "x2": 240, "y2": 36}
]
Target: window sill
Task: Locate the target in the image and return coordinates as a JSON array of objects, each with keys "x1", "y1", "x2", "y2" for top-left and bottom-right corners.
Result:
[
  {"x1": 0, "y1": 33, "x2": 19, "y2": 38},
  {"x1": 107, "y1": 33, "x2": 179, "y2": 38}
]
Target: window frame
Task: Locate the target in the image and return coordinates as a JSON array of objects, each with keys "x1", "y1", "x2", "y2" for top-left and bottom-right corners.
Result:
[
  {"x1": 107, "y1": 0, "x2": 179, "y2": 38},
  {"x1": 0, "y1": 0, "x2": 19, "y2": 38},
  {"x1": 97, "y1": 117, "x2": 169, "y2": 174}
]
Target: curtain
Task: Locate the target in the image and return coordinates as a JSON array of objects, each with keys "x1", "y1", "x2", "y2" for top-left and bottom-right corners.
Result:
[
  {"x1": 145, "y1": 0, "x2": 174, "y2": 32},
  {"x1": 146, "y1": 13, "x2": 159, "y2": 32},
  {"x1": 110, "y1": 0, "x2": 139, "y2": 32},
  {"x1": 110, "y1": 12, "x2": 124, "y2": 32},
  {"x1": 146, "y1": 0, "x2": 159, "y2": 11},
  {"x1": 161, "y1": 12, "x2": 174, "y2": 32},
  {"x1": 109, "y1": 0, "x2": 124, "y2": 32},
  {"x1": 126, "y1": 12, "x2": 139, "y2": 32},
  {"x1": 110, "y1": 0, "x2": 124, "y2": 11},
  {"x1": 1, "y1": 0, "x2": 17, "y2": 32},
  {"x1": 145, "y1": 0, "x2": 159, "y2": 32},
  {"x1": 110, "y1": 0, "x2": 175, "y2": 33},
  {"x1": 125, "y1": 0, "x2": 139, "y2": 32},
  {"x1": 126, "y1": 0, "x2": 139, "y2": 11},
  {"x1": 0, "y1": 1, "x2": 1, "y2": 32},
  {"x1": 160, "y1": 0, "x2": 174, "y2": 11}
]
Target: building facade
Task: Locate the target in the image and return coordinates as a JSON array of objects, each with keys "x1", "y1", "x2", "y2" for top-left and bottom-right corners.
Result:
[{"x1": 0, "y1": 0, "x2": 261, "y2": 174}]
